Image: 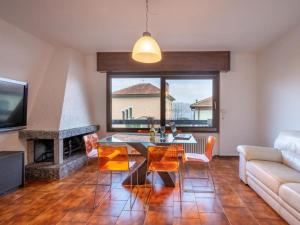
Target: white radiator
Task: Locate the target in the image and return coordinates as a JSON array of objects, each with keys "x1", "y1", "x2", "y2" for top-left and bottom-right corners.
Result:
[{"x1": 183, "y1": 136, "x2": 207, "y2": 154}]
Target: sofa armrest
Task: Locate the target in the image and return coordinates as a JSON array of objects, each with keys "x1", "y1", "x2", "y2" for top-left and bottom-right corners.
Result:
[
  {"x1": 237, "y1": 145, "x2": 282, "y2": 162},
  {"x1": 237, "y1": 145, "x2": 282, "y2": 184}
]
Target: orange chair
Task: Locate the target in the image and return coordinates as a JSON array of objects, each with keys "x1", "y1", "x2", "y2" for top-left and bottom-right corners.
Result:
[
  {"x1": 182, "y1": 136, "x2": 216, "y2": 193},
  {"x1": 144, "y1": 145, "x2": 183, "y2": 209},
  {"x1": 93, "y1": 145, "x2": 137, "y2": 209},
  {"x1": 171, "y1": 144, "x2": 185, "y2": 155},
  {"x1": 83, "y1": 133, "x2": 99, "y2": 165}
]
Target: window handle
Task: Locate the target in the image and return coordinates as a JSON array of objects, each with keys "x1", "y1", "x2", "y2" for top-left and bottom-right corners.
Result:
[{"x1": 214, "y1": 101, "x2": 217, "y2": 110}]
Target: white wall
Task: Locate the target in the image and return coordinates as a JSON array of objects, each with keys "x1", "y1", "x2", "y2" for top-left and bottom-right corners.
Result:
[
  {"x1": 0, "y1": 19, "x2": 53, "y2": 151},
  {"x1": 85, "y1": 54, "x2": 107, "y2": 137},
  {"x1": 257, "y1": 24, "x2": 300, "y2": 146},
  {"x1": 219, "y1": 53, "x2": 258, "y2": 155},
  {"x1": 0, "y1": 19, "x2": 94, "y2": 152},
  {"x1": 59, "y1": 49, "x2": 93, "y2": 129},
  {"x1": 30, "y1": 46, "x2": 94, "y2": 131},
  {"x1": 29, "y1": 47, "x2": 70, "y2": 130}
]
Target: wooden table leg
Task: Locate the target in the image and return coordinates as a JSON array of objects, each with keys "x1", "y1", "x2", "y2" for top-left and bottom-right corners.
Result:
[{"x1": 122, "y1": 143, "x2": 176, "y2": 187}]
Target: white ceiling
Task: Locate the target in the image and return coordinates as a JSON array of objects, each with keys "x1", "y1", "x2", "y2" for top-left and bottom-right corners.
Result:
[{"x1": 0, "y1": 0, "x2": 300, "y2": 53}]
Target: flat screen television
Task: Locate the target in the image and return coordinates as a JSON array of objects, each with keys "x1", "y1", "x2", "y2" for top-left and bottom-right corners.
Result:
[{"x1": 0, "y1": 78, "x2": 28, "y2": 131}]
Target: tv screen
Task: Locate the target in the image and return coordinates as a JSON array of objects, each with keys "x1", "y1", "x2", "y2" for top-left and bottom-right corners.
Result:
[{"x1": 0, "y1": 78, "x2": 28, "y2": 130}]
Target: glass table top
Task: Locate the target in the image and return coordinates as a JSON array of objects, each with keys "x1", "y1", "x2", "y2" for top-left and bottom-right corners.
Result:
[{"x1": 98, "y1": 133, "x2": 197, "y2": 144}]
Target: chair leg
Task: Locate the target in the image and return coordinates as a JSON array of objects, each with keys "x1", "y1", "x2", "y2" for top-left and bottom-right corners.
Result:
[
  {"x1": 109, "y1": 171, "x2": 112, "y2": 199},
  {"x1": 130, "y1": 171, "x2": 133, "y2": 209},
  {"x1": 183, "y1": 162, "x2": 214, "y2": 193},
  {"x1": 143, "y1": 171, "x2": 148, "y2": 207},
  {"x1": 135, "y1": 154, "x2": 139, "y2": 189},
  {"x1": 129, "y1": 167, "x2": 139, "y2": 210},
  {"x1": 144, "y1": 171, "x2": 152, "y2": 208},
  {"x1": 207, "y1": 162, "x2": 216, "y2": 195},
  {"x1": 178, "y1": 170, "x2": 182, "y2": 213},
  {"x1": 134, "y1": 166, "x2": 139, "y2": 200},
  {"x1": 93, "y1": 170, "x2": 99, "y2": 209},
  {"x1": 151, "y1": 172, "x2": 154, "y2": 188},
  {"x1": 184, "y1": 162, "x2": 209, "y2": 179},
  {"x1": 146, "y1": 172, "x2": 154, "y2": 206},
  {"x1": 181, "y1": 161, "x2": 187, "y2": 191}
]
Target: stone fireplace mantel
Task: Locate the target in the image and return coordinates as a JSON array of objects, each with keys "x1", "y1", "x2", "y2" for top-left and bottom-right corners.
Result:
[{"x1": 19, "y1": 125, "x2": 100, "y2": 140}]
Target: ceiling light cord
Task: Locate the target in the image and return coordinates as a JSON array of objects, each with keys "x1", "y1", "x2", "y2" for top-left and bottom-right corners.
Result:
[
  {"x1": 132, "y1": 0, "x2": 161, "y2": 63},
  {"x1": 146, "y1": 0, "x2": 149, "y2": 32}
]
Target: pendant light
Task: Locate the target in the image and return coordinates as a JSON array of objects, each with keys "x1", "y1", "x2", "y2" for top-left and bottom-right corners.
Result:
[{"x1": 132, "y1": 0, "x2": 162, "y2": 63}]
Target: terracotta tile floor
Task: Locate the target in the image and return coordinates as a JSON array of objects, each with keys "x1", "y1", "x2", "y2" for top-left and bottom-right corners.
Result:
[{"x1": 0, "y1": 157, "x2": 288, "y2": 225}]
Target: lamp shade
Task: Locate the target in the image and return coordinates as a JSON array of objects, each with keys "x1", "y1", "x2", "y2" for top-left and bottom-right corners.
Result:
[{"x1": 132, "y1": 32, "x2": 162, "y2": 63}]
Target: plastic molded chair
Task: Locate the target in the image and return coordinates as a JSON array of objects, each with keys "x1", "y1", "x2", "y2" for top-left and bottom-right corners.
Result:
[
  {"x1": 182, "y1": 136, "x2": 216, "y2": 193},
  {"x1": 93, "y1": 145, "x2": 137, "y2": 209},
  {"x1": 170, "y1": 144, "x2": 185, "y2": 155},
  {"x1": 144, "y1": 145, "x2": 183, "y2": 209},
  {"x1": 83, "y1": 133, "x2": 99, "y2": 164}
]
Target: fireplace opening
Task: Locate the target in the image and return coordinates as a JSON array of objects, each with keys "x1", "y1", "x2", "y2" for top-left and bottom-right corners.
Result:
[
  {"x1": 33, "y1": 135, "x2": 86, "y2": 163},
  {"x1": 34, "y1": 139, "x2": 54, "y2": 163},
  {"x1": 63, "y1": 135, "x2": 85, "y2": 160}
]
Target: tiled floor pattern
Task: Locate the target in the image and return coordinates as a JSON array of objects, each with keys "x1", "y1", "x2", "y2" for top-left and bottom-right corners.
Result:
[{"x1": 0, "y1": 157, "x2": 288, "y2": 225}]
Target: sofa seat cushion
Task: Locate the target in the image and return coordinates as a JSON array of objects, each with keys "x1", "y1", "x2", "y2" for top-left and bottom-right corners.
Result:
[
  {"x1": 279, "y1": 183, "x2": 300, "y2": 213},
  {"x1": 246, "y1": 160, "x2": 300, "y2": 194}
]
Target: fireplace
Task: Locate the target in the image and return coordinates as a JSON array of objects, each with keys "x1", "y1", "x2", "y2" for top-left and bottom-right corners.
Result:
[
  {"x1": 33, "y1": 135, "x2": 86, "y2": 163},
  {"x1": 34, "y1": 139, "x2": 54, "y2": 163},
  {"x1": 63, "y1": 135, "x2": 86, "y2": 160},
  {"x1": 19, "y1": 125, "x2": 99, "y2": 180}
]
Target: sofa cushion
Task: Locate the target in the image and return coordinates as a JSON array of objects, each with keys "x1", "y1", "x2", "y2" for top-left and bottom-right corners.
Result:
[
  {"x1": 247, "y1": 160, "x2": 300, "y2": 194},
  {"x1": 279, "y1": 183, "x2": 300, "y2": 213},
  {"x1": 281, "y1": 151, "x2": 300, "y2": 173},
  {"x1": 274, "y1": 131, "x2": 300, "y2": 172}
]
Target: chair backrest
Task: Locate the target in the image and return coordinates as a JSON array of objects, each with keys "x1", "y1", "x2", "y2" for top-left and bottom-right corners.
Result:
[
  {"x1": 83, "y1": 133, "x2": 99, "y2": 155},
  {"x1": 170, "y1": 144, "x2": 184, "y2": 154},
  {"x1": 274, "y1": 131, "x2": 300, "y2": 172},
  {"x1": 97, "y1": 145, "x2": 129, "y2": 171},
  {"x1": 205, "y1": 136, "x2": 216, "y2": 161}
]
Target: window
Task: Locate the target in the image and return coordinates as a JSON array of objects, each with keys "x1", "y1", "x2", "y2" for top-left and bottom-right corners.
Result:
[
  {"x1": 165, "y1": 79, "x2": 213, "y2": 128},
  {"x1": 107, "y1": 73, "x2": 219, "y2": 132},
  {"x1": 109, "y1": 76, "x2": 161, "y2": 129}
]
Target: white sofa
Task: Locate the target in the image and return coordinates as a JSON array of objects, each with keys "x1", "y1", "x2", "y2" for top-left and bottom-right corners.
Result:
[{"x1": 238, "y1": 131, "x2": 300, "y2": 225}]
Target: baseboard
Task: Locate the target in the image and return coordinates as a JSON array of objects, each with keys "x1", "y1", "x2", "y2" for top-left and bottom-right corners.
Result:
[{"x1": 213, "y1": 155, "x2": 239, "y2": 159}]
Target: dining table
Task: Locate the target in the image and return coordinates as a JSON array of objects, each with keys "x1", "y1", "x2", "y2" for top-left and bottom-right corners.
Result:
[{"x1": 98, "y1": 133, "x2": 197, "y2": 187}]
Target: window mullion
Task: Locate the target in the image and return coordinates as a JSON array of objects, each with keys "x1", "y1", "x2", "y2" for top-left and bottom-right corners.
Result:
[
  {"x1": 212, "y1": 75, "x2": 219, "y2": 131},
  {"x1": 160, "y1": 77, "x2": 166, "y2": 126}
]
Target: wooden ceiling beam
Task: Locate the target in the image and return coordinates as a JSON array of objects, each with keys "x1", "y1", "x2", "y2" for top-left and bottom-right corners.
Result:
[{"x1": 97, "y1": 51, "x2": 230, "y2": 73}]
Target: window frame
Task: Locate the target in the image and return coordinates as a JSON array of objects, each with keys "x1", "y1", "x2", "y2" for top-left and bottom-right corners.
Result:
[{"x1": 107, "y1": 72, "x2": 219, "y2": 133}]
